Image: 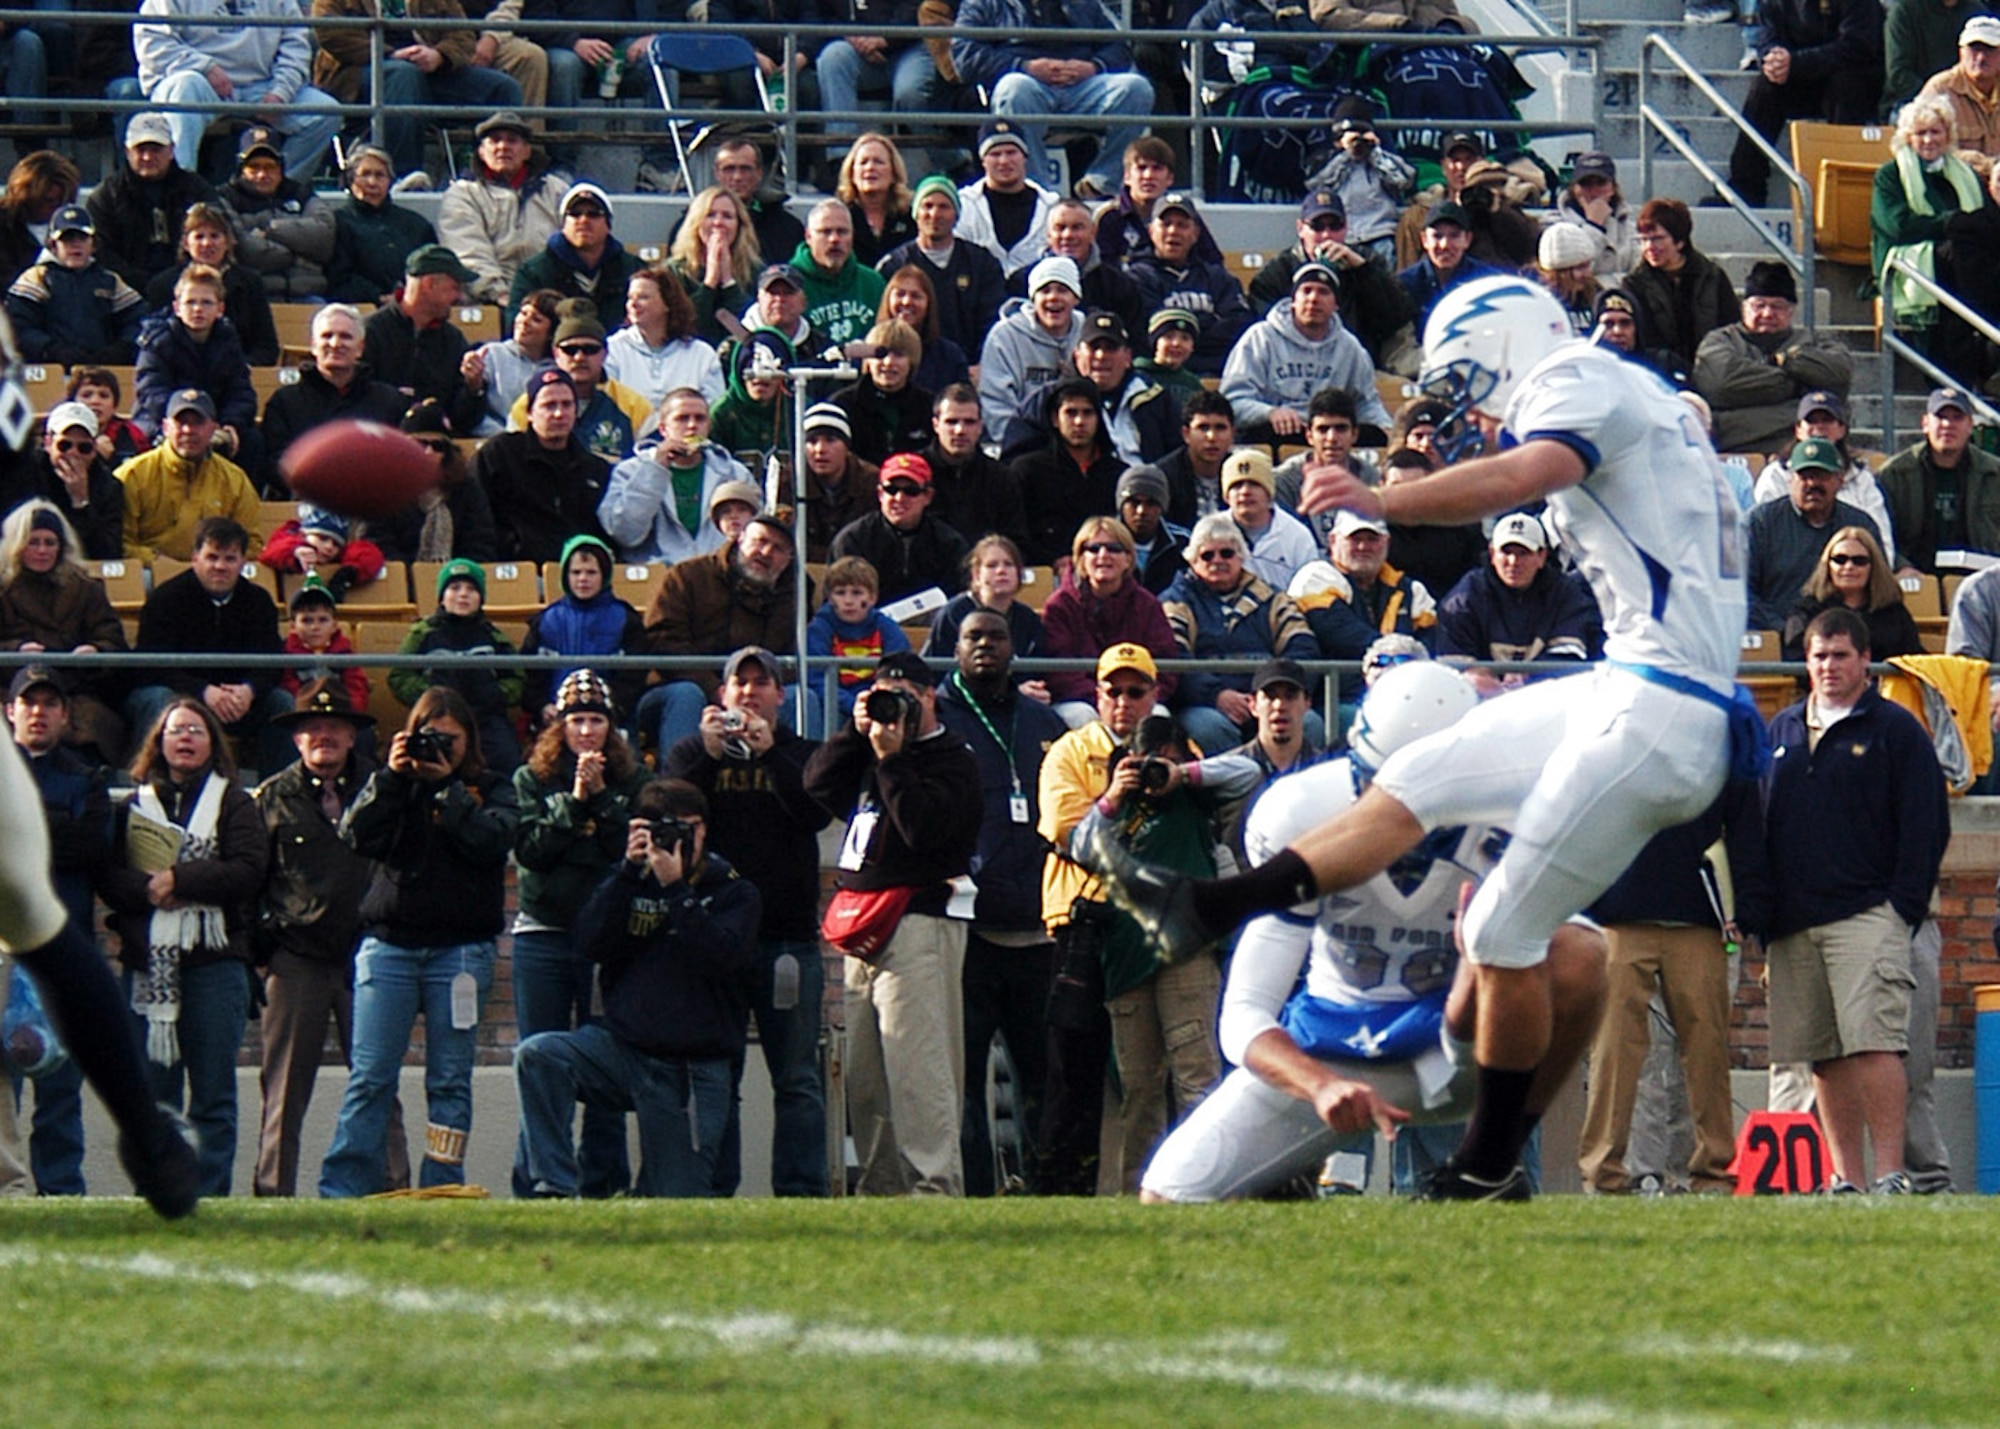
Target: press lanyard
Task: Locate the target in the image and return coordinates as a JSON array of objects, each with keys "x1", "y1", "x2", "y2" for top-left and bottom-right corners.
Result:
[{"x1": 949, "y1": 672, "x2": 1029, "y2": 823}]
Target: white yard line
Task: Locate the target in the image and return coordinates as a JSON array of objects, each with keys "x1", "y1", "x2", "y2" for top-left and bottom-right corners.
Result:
[
  {"x1": 0, "y1": 1245, "x2": 1848, "y2": 1427},
  {"x1": 1626, "y1": 1332, "x2": 1856, "y2": 1366}
]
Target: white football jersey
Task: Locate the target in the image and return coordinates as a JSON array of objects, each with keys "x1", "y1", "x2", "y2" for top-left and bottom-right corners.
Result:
[
  {"x1": 1505, "y1": 343, "x2": 1748, "y2": 693},
  {"x1": 1242, "y1": 758, "x2": 1501, "y2": 1009}
]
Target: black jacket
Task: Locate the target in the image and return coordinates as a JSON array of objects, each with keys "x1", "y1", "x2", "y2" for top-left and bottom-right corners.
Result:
[
  {"x1": 936, "y1": 672, "x2": 1068, "y2": 931},
  {"x1": 103, "y1": 773, "x2": 268, "y2": 972},
  {"x1": 919, "y1": 439, "x2": 1030, "y2": 553},
  {"x1": 83, "y1": 162, "x2": 219, "y2": 294},
  {"x1": 145, "y1": 261, "x2": 279, "y2": 366},
  {"x1": 664, "y1": 726, "x2": 830, "y2": 942},
  {"x1": 1011, "y1": 434, "x2": 1125, "y2": 566},
  {"x1": 471, "y1": 431, "x2": 614, "y2": 565},
  {"x1": 134, "y1": 571, "x2": 285, "y2": 698},
  {"x1": 255, "y1": 753, "x2": 379, "y2": 964},
  {"x1": 24, "y1": 744, "x2": 112, "y2": 930},
  {"x1": 828, "y1": 510, "x2": 972, "y2": 603},
  {"x1": 572, "y1": 852, "x2": 762, "y2": 1061},
  {"x1": 261, "y1": 359, "x2": 413, "y2": 491},
  {"x1": 362, "y1": 299, "x2": 486, "y2": 435},
  {"x1": 2, "y1": 450, "x2": 126, "y2": 559},
  {"x1": 804, "y1": 719, "x2": 983, "y2": 917},
  {"x1": 342, "y1": 763, "x2": 520, "y2": 945}
]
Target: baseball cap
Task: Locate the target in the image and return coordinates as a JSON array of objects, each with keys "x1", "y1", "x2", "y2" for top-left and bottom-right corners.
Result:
[
  {"x1": 45, "y1": 400, "x2": 97, "y2": 438},
  {"x1": 1797, "y1": 389, "x2": 1847, "y2": 423},
  {"x1": 746, "y1": 503, "x2": 796, "y2": 550},
  {"x1": 1928, "y1": 385, "x2": 1973, "y2": 417},
  {"x1": 1299, "y1": 189, "x2": 1346, "y2": 224},
  {"x1": 1292, "y1": 261, "x2": 1338, "y2": 291},
  {"x1": 1252, "y1": 657, "x2": 1309, "y2": 695},
  {"x1": 977, "y1": 119, "x2": 1029, "y2": 157},
  {"x1": 1333, "y1": 508, "x2": 1389, "y2": 537},
  {"x1": 49, "y1": 205, "x2": 92, "y2": 238},
  {"x1": 1426, "y1": 200, "x2": 1473, "y2": 231},
  {"x1": 167, "y1": 388, "x2": 216, "y2": 422},
  {"x1": 757, "y1": 262, "x2": 803, "y2": 294},
  {"x1": 1220, "y1": 447, "x2": 1275, "y2": 497},
  {"x1": 1788, "y1": 437, "x2": 1845, "y2": 474},
  {"x1": 6, "y1": 664, "x2": 66, "y2": 703},
  {"x1": 1963, "y1": 14, "x2": 2000, "y2": 46},
  {"x1": 1096, "y1": 642, "x2": 1157, "y2": 683},
  {"x1": 475, "y1": 111, "x2": 531, "y2": 141},
  {"x1": 237, "y1": 126, "x2": 282, "y2": 166},
  {"x1": 561, "y1": 181, "x2": 614, "y2": 223},
  {"x1": 404, "y1": 243, "x2": 476, "y2": 282},
  {"x1": 1027, "y1": 254, "x2": 1082, "y2": 298},
  {"x1": 1115, "y1": 464, "x2": 1170, "y2": 509},
  {"x1": 879, "y1": 452, "x2": 933, "y2": 488},
  {"x1": 1572, "y1": 151, "x2": 1617, "y2": 182},
  {"x1": 1082, "y1": 310, "x2": 1129, "y2": 347},
  {"x1": 1148, "y1": 308, "x2": 1199, "y2": 337},
  {"x1": 1490, "y1": 511, "x2": 1547, "y2": 551},
  {"x1": 874, "y1": 650, "x2": 934, "y2": 688},
  {"x1": 802, "y1": 402, "x2": 851, "y2": 440},
  {"x1": 1441, "y1": 130, "x2": 1484, "y2": 158},
  {"x1": 1155, "y1": 191, "x2": 1199, "y2": 221},
  {"x1": 723, "y1": 645, "x2": 784, "y2": 685},
  {"x1": 126, "y1": 112, "x2": 173, "y2": 148}
]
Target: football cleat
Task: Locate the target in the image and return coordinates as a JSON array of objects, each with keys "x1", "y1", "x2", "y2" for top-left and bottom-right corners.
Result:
[
  {"x1": 1413, "y1": 1158, "x2": 1533, "y2": 1202},
  {"x1": 1083, "y1": 821, "x2": 1219, "y2": 965},
  {"x1": 119, "y1": 1104, "x2": 201, "y2": 1220}
]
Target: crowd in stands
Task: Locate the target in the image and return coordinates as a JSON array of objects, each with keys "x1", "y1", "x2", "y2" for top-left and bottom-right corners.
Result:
[{"x1": 0, "y1": 0, "x2": 1993, "y2": 1201}]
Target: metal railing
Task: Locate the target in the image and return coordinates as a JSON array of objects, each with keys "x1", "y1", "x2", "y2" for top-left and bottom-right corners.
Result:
[
  {"x1": 7, "y1": 9, "x2": 1597, "y2": 199},
  {"x1": 1878, "y1": 252, "x2": 2000, "y2": 449},
  {"x1": 1635, "y1": 33, "x2": 1815, "y2": 329}
]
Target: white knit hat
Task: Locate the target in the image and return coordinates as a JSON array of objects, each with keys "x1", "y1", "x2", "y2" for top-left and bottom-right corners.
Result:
[{"x1": 1538, "y1": 223, "x2": 1598, "y2": 272}]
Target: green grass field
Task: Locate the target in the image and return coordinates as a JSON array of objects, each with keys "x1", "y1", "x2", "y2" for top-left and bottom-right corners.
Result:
[{"x1": 4, "y1": 1195, "x2": 1993, "y2": 1427}]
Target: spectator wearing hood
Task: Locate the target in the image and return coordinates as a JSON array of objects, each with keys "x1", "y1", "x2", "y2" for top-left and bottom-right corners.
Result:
[
  {"x1": 979, "y1": 254, "x2": 1088, "y2": 456},
  {"x1": 598, "y1": 389, "x2": 758, "y2": 566},
  {"x1": 507, "y1": 183, "x2": 644, "y2": 335},
  {"x1": 1220, "y1": 261, "x2": 1394, "y2": 445},
  {"x1": 213, "y1": 126, "x2": 336, "y2": 301},
  {"x1": 520, "y1": 534, "x2": 648, "y2": 722},
  {"x1": 711, "y1": 328, "x2": 796, "y2": 462}
]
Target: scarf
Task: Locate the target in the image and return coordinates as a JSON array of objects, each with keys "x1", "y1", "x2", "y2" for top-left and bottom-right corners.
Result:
[
  {"x1": 130, "y1": 773, "x2": 229, "y2": 1068},
  {"x1": 416, "y1": 487, "x2": 455, "y2": 562}
]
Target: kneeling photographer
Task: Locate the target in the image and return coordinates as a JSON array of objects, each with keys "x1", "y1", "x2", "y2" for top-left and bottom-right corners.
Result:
[
  {"x1": 804, "y1": 651, "x2": 982, "y2": 1196},
  {"x1": 1038, "y1": 643, "x2": 1263, "y2": 1194},
  {"x1": 515, "y1": 778, "x2": 762, "y2": 1198}
]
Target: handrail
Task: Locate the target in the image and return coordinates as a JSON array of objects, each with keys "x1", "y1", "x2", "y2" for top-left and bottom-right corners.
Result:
[
  {"x1": 1877, "y1": 253, "x2": 2000, "y2": 449},
  {"x1": 15, "y1": 9, "x2": 1596, "y2": 196},
  {"x1": 1635, "y1": 33, "x2": 1815, "y2": 330}
]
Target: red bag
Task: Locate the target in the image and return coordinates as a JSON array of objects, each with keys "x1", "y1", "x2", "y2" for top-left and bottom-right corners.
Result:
[{"x1": 820, "y1": 884, "x2": 919, "y2": 960}]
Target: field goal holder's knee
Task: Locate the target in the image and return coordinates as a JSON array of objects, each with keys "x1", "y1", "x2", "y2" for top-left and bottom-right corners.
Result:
[{"x1": 648, "y1": 33, "x2": 772, "y2": 195}]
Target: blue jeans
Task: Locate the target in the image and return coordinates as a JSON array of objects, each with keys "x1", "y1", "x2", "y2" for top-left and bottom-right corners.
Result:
[
  {"x1": 546, "y1": 48, "x2": 671, "y2": 168},
  {"x1": 712, "y1": 937, "x2": 826, "y2": 1197},
  {"x1": 0, "y1": 25, "x2": 48, "y2": 131},
  {"x1": 815, "y1": 40, "x2": 937, "y2": 152},
  {"x1": 9, "y1": 1057, "x2": 85, "y2": 1195},
  {"x1": 318, "y1": 937, "x2": 494, "y2": 1198},
  {"x1": 509, "y1": 928, "x2": 630, "y2": 1198},
  {"x1": 515, "y1": 1023, "x2": 730, "y2": 1197},
  {"x1": 376, "y1": 59, "x2": 523, "y2": 176},
  {"x1": 145, "y1": 71, "x2": 343, "y2": 182},
  {"x1": 988, "y1": 69, "x2": 1154, "y2": 193},
  {"x1": 127, "y1": 959, "x2": 251, "y2": 1197}
]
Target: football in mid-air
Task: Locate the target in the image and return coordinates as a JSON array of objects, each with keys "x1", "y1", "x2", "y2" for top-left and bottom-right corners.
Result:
[{"x1": 279, "y1": 419, "x2": 441, "y2": 520}]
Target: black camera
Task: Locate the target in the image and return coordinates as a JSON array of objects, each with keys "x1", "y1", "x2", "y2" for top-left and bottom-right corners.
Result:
[
  {"x1": 1110, "y1": 714, "x2": 1185, "y2": 799},
  {"x1": 405, "y1": 727, "x2": 454, "y2": 765},
  {"x1": 863, "y1": 686, "x2": 920, "y2": 729},
  {"x1": 649, "y1": 817, "x2": 698, "y2": 867}
]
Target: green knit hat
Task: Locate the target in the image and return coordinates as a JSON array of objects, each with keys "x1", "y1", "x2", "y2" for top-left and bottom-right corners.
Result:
[
  {"x1": 436, "y1": 557, "x2": 485, "y2": 600},
  {"x1": 913, "y1": 174, "x2": 959, "y2": 211}
]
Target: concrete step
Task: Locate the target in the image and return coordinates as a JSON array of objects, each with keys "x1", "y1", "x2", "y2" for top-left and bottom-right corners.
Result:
[
  {"x1": 1599, "y1": 64, "x2": 1756, "y2": 113},
  {"x1": 1585, "y1": 18, "x2": 1751, "y2": 72},
  {"x1": 1597, "y1": 109, "x2": 1750, "y2": 156},
  {"x1": 1577, "y1": 0, "x2": 1716, "y2": 22}
]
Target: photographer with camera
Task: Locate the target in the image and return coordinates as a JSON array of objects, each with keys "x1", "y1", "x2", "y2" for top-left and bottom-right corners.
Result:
[
  {"x1": 514, "y1": 778, "x2": 761, "y2": 1198},
  {"x1": 664, "y1": 646, "x2": 834, "y2": 1198},
  {"x1": 1039, "y1": 643, "x2": 1261, "y2": 1192},
  {"x1": 805, "y1": 651, "x2": 982, "y2": 1196},
  {"x1": 318, "y1": 688, "x2": 520, "y2": 1198},
  {"x1": 1301, "y1": 99, "x2": 1414, "y2": 269}
]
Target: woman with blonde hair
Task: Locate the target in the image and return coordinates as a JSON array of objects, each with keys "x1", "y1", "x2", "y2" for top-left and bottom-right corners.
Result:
[
  {"x1": 837, "y1": 132, "x2": 915, "y2": 268},
  {"x1": 1039, "y1": 516, "x2": 1179, "y2": 727},
  {"x1": 666, "y1": 185, "x2": 762, "y2": 345},
  {"x1": 1872, "y1": 95, "x2": 1982, "y2": 346},
  {"x1": 0, "y1": 499, "x2": 128, "y2": 758},
  {"x1": 1781, "y1": 525, "x2": 1924, "y2": 661}
]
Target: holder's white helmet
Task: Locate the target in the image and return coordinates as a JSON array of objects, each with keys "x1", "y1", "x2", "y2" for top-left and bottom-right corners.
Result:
[
  {"x1": 1348, "y1": 661, "x2": 1478, "y2": 777},
  {"x1": 1419, "y1": 275, "x2": 1574, "y2": 461}
]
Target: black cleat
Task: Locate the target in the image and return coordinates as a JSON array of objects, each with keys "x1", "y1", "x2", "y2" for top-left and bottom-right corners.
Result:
[
  {"x1": 1083, "y1": 821, "x2": 1218, "y2": 964},
  {"x1": 1413, "y1": 1158, "x2": 1533, "y2": 1202},
  {"x1": 119, "y1": 1106, "x2": 201, "y2": 1220}
]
